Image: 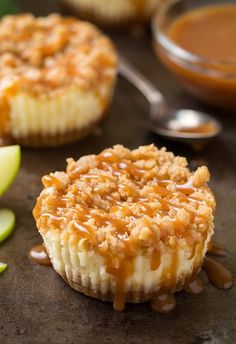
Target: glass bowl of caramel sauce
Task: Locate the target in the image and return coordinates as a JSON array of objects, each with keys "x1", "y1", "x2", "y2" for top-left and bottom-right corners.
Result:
[{"x1": 152, "y1": 0, "x2": 236, "y2": 111}]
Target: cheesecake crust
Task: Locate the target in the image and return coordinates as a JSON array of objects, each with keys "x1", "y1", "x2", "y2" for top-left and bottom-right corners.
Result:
[{"x1": 11, "y1": 112, "x2": 106, "y2": 147}]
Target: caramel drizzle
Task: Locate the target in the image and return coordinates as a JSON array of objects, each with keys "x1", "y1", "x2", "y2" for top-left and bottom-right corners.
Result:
[
  {"x1": 151, "y1": 249, "x2": 161, "y2": 271},
  {"x1": 34, "y1": 149, "x2": 214, "y2": 311},
  {"x1": 0, "y1": 95, "x2": 10, "y2": 135},
  {"x1": 28, "y1": 244, "x2": 51, "y2": 266},
  {"x1": 0, "y1": 79, "x2": 19, "y2": 138}
]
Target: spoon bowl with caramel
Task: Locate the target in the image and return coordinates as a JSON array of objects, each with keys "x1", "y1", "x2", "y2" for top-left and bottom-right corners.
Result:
[
  {"x1": 119, "y1": 58, "x2": 222, "y2": 145},
  {"x1": 152, "y1": 108, "x2": 222, "y2": 141}
]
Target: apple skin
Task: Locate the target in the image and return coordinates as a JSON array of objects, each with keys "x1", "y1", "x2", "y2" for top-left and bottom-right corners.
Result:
[
  {"x1": 0, "y1": 262, "x2": 8, "y2": 274},
  {"x1": 0, "y1": 145, "x2": 21, "y2": 197},
  {"x1": 0, "y1": 209, "x2": 16, "y2": 243},
  {"x1": 0, "y1": 145, "x2": 20, "y2": 272}
]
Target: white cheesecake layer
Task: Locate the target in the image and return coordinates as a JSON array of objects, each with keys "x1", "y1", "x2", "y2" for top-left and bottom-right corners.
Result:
[
  {"x1": 41, "y1": 223, "x2": 213, "y2": 300},
  {"x1": 8, "y1": 86, "x2": 113, "y2": 139}
]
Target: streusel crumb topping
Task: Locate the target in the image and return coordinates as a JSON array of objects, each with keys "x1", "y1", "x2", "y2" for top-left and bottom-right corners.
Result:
[
  {"x1": 0, "y1": 13, "x2": 117, "y2": 95},
  {"x1": 34, "y1": 145, "x2": 215, "y2": 256}
]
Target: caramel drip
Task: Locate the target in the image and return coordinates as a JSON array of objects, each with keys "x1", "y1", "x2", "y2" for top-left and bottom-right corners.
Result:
[
  {"x1": 42, "y1": 175, "x2": 65, "y2": 189},
  {"x1": 113, "y1": 293, "x2": 126, "y2": 312},
  {"x1": 203, "y1": 257, "x2": 233, "y2": 289},
  {"x1": 151, "y1": 249, "x2": 161, "y2": 271},
  {"x1": 207, "y1": 241, "x2": 227, "y2": 256},
  {"x1": 151, "y1": 293, "x2": 176, "y2": 313},
  {"x1": 0, "y1": 80, "x2": 19, "y2": 139},
  {"x1": 175, "y1": 179, "x2": 196, "y2": 195},
  {"x1": 184, "y1": 276, "x2": 204, "y2": 295},
  {"x1": 51, "y1": 196, "x2": 135, "y2": 311},
  {"x1": 28, "y1": 244, "x2": 51, "y2": 266},
  {"x1": 0, "y1": 95, "x2": 10, "y2": 135},
  {"x1": 187, "y1": 242, "x2": 197, "y2": 260},
  {"x1": 106, "y1": 258, "x2": 135, "y2": 312},
  {"x1": 71, "y1": 221, "x2": 97, "y2": 244},
  {"x1": 161, "y1": 249, "x2": 179, "y2": 290}
]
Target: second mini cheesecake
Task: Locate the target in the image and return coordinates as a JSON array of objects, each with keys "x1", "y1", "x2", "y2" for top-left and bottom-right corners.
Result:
[
  {"x1": 62, "y1": 0, "x2": 162, "y2": 27},
  {"x1": 0, "y1": 14, "x2": 118, "y2": 147}
]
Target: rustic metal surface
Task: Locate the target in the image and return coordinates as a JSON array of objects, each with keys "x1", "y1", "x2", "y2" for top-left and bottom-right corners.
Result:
[{"x1": 0, "y1": 1, "x2": 235, "y2": 343}]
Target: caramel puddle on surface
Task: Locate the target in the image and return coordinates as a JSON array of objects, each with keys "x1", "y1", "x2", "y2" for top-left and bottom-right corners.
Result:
[
  {"x1": 207, "y1": 241, "x2": 227, "y2": 257},
  {"x1": 203, "y1": 256, "x2": 233, "y2": 290},
  {"x1": 151, "y1": 293, "x2": 176, "y2": 313},
  {"x1": 28, "y1": 244, "x2": 51, "y2": 266},
  {"x1": 183, "y1": 276, "x2": 204, "y2": 295},
  {"x1": 150, "y1": 276, "x2": 204, "y2": 314}
]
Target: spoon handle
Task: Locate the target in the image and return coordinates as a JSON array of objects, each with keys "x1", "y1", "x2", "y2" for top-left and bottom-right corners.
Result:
[{"x1": 119, "y1": 56, "x2": 165, "y2": 114}]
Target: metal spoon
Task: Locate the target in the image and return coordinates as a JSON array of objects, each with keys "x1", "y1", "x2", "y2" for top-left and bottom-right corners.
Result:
[{"x1": 119, "y1": 57, "x2": 222, "y2": 145}]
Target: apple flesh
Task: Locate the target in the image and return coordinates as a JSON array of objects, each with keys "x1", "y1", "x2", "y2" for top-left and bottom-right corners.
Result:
[
  {"x1": 0, "y1": 209, "x2": 16, "y2": 242},
  {"x1": 0, "y1": 262, "x2": 7, "y2": 274},
  {"x1": 0, "y1": 145, "x2": 21, "y2": 197}
]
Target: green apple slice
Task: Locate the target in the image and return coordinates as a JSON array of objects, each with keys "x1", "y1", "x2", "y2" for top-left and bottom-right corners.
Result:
[
  {"x1": 0, "y1": 145, "x2": 21, "y2": 197},
  {"x1": 0, "y1": 209, "x2": 16, "y2": 242},
  {"x1": 0, "y1": 262, "x2": 8, "y2": 274}
]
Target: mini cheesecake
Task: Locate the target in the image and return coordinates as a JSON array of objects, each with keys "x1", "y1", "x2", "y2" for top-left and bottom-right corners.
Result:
[
  {"x1": 33, "y1": 145, "x2": 215, "y2": 311},
  {"x1": 62, "y1": 0, "x2": 162, "y2": 27},
  {"x1": 0, "y1": 14, "x2": 117, "y2": 147}
]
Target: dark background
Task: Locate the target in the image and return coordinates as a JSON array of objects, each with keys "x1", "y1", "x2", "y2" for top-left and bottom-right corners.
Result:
[{"x1": 0, "y1": 1, "x2": 235, "y2": 343}]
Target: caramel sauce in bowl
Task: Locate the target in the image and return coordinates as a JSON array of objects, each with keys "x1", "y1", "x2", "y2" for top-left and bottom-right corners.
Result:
[{"x1": 153, "y1": 0, "x2": 236, "y2": 111}]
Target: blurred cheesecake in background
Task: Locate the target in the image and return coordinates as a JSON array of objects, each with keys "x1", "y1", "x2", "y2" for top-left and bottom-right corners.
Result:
[
  {"x1": 62, "y1": 0, "x2": 163, "y2": 27},
  {"x1": 0, "y1": 14, "x2": 118, "y2": 147}
]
